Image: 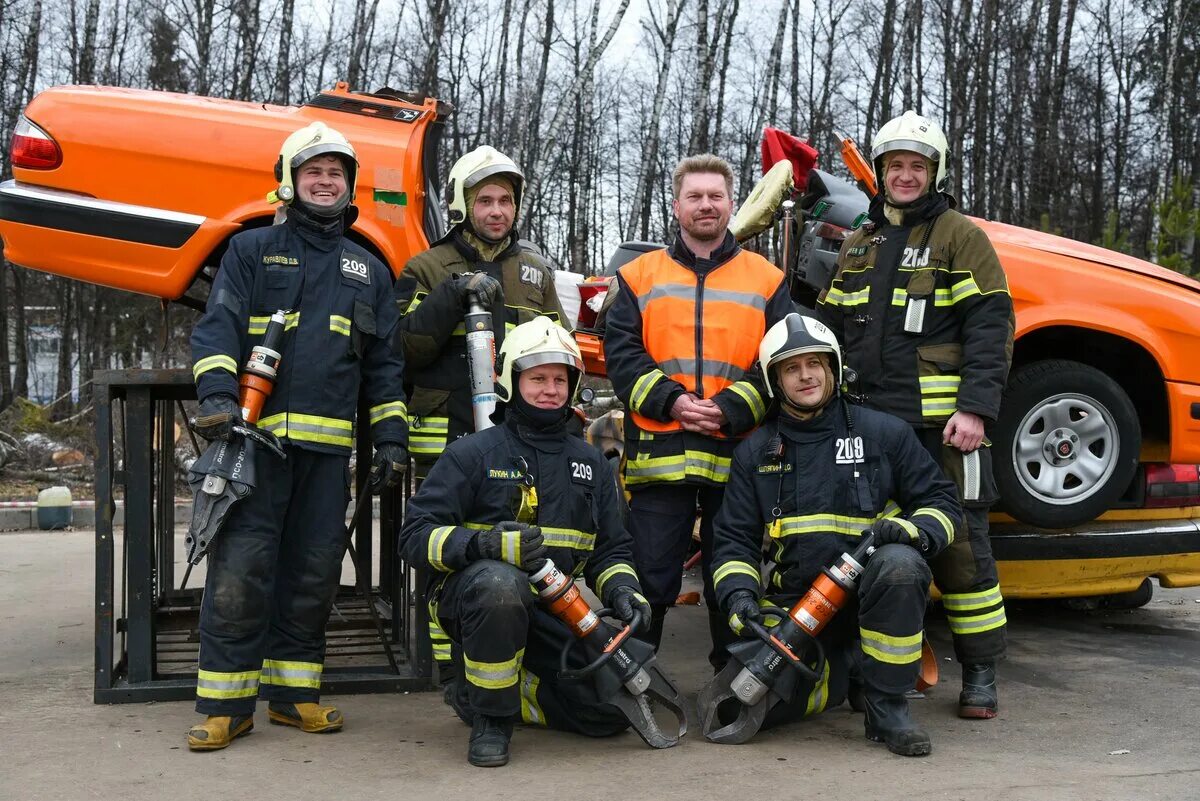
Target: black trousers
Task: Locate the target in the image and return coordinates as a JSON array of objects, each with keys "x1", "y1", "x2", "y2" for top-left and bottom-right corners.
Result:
[
  {"x1": 195, "y1": 447, "x2": 349, "y2": 715},
  {"x1": 436, "y1": 560, "x2": 629, "y2": 737},
  {"x1": 626, "y1": 482, "x2": 738, "y2": 670}
]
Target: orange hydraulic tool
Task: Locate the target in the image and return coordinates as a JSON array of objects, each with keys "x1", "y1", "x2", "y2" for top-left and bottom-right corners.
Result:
[
  {"x1": 528, "y1": 559, "x2": 688, "y2": 749},
  {"x1": 835, "y1": 128, "x2": 879, "y2": 198},
  {"x1": 238, "y1": 309, "x2": 288, "y2": 423},
  {"x1": 697, "y1": 532, "x2": 877, "y2": 744}
]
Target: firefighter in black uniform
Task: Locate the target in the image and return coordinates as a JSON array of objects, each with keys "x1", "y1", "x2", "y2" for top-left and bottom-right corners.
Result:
[
  {"x1": 186, "y1": 122, "x2": 408, "y2": 750},
  {"x1": 711, "y1": 313, "x2": 961, "y2": 756},
  {"x1": 817, "y1": 110, "x2": 1014, "y2": 718},
  {"x1": 399, "y1": 317, "x2": 651, "y2": 767}
]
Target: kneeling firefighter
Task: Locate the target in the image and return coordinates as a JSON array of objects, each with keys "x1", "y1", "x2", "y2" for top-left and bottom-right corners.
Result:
[
  {"x1": 708, "y1": 313, "x2": 961, "y2": 755},
  {"x1": 399, "y1": 317, "x2": 657, "y2": 767}
]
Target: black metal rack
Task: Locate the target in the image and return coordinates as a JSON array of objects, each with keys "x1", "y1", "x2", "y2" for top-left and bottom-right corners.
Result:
[{"x1": 93, "y1": 368, "x2": 432, "y2": 703}]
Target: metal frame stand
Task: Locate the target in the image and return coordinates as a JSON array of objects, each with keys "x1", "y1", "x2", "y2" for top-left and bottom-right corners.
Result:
[{"x1": 93, "y1": 368, "x2": 432, "y2": 703}]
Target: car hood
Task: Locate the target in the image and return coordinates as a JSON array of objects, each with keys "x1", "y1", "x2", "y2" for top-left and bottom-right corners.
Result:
[{"x1": 974, "y1": 218, "x2": 1200, "y2": 294}]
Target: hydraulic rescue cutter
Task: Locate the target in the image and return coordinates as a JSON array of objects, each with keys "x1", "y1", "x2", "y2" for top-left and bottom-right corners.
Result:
[
  {"x1": 185, "y1": 309, "x2": 289, "y2": 565},
  {"x1": 697, "y1": 532, "x2": 877, "y2": 744},
  {"x1": 529, "y1": 560, "x2": 688, "y2": 749}
]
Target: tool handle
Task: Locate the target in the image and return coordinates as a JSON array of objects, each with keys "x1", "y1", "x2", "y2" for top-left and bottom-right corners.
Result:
[
  {"x1": 557, "y1": 608, "x2": 641, "y2": 680},
  {"x1": 747, "y1": 618, "x2": 825, "y2": 684}
]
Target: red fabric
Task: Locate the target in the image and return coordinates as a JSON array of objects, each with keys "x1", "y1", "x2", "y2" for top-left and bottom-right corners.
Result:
[{"x1": 760, "y1": 127, "x2": 819, "y2": 191}]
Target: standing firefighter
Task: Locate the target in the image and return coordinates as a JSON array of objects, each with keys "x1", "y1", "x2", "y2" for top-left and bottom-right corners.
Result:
[
  {"x1": 186, "y1": 122, "x2": 408, "y2": 750},
  {"x1": 817, "y1": 110, "x2": 1015, "y2": 718},
  {"x1": 709, "y1": 313, "x2": 961, "y2": 755},
  {"x1": 399, "y1": 317, "x2": 651, "y2": 767},
  {"x1": 392, "y1": 144, "x2": 567, "y2": 685},
  {"x1": 604, "y1": 154, "x2": 794, "y2": 669}
]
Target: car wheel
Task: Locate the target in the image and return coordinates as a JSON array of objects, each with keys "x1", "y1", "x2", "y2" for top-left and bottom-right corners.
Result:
[{"x1": 994, "y1": 359, "x2": 1140, "y2": 529}]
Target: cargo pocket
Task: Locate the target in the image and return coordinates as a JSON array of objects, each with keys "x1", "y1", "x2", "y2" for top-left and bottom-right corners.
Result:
[
  {"x1": 942, "y1": 441, "x2": 999, "y2": 508},
  {"x1": 901, "y1": 269, "x2": 936, "y2": 334},
  {"x1": 916, "y1": 342, "x2": 962, "y2": 421},
  {"x1": 350, "y1": 299, "x2": 376, "y2": 359}
]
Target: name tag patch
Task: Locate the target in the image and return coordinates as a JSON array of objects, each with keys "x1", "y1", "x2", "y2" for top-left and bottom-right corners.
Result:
[
  {"x1": 487, "y1": 468, "x2": 523, "y2": 481},
  {"x1": 341, "y1": 250, "x2": 370, "y2": 284},
  {"x1": 756, "y1": 463, "x2": 793, "y2": 474},
  {"x1": 263, "y1": 254, "x2": 299, "y2": 266}
]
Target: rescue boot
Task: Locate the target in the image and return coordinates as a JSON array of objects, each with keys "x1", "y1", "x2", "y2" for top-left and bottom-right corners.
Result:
[
  {"x1": 864, "y1": 691, "x2": 932, "y2": 757},
  {"x1": 468, "y1": 714, "x2": 513, "y2": 768},
  {"x1": 267, "y1": 701, "x2": 344, "y2": 733},
  {"x1": 187, "y1": 714, "x2": 254, "y2": 751},
  {"x1": 958, "y1": 662, "x2": 999, "y2": 719}
]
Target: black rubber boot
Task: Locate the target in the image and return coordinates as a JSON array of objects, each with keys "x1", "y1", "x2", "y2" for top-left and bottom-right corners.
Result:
[
  {"x1": 958, "y1": 662, "x2": 999, "y2": 719},
  {"x1": 468, "y1": 715, "x2": 513, "y2": 767},
  {"x1": 864, "y1": 691, "x2": 932, "y2": 757}
]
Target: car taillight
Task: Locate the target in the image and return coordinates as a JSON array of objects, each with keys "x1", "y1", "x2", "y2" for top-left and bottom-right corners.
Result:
[
  {"x1": 813, "y1": 222, "x2": 848, "y2": 241},
  {"x1": 1144, "y1": 463, "x2": 1200, "y2": 507},
  {"x1": 11, "y1": 116, "x2": 61, "y2": 169}
]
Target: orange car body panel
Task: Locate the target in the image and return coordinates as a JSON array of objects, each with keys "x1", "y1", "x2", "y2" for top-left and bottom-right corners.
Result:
[{"x1": 1, "y1": 85, "x2": 438, "y2": 298}]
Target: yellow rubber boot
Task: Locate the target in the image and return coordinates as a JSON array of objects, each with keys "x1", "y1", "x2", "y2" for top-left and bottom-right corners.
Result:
[
  {"x1": 187, "y1": 715, "x2": 254, "y2": 751},
  {"x1": 267, "y1": 702, "x2": 344, "y2": 733}
]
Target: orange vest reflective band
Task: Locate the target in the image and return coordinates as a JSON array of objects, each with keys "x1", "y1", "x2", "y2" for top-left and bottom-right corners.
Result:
[{"x1": 620, "y1": 248, "x2": 784, "y2": 436}]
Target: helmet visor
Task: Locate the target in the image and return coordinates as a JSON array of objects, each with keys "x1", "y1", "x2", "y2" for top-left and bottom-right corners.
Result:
[
  {"x1": 290, "y1": 142, "x2": 358, "y2": 170},
  {"x1": 871, "y1": 138, "x2": 941, "y2": 164},
  {"x1": 513, "y1": 351, "x2": 584, "y2": 374},
  {"x1": 465, "y1": 163, "x2": 523, "y2": 190}
]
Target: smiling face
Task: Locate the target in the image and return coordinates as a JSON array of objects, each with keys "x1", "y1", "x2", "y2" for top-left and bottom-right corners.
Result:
[
  {"x1": 777, "y1": 352, "x2": 833, "y2": 410},
  {"x1": 518, "y1": 363, "x2": 570, "y2": 409},
  {"x1": 673, "y1": 171, "x2": 733, "y2": 244},
  {"x1": 470, "y1": 180, "x2": 516, "y2": 241},
  {"x1": 295, "y1": 154, "x2": 348, "y2": 207},
  {"x1": 883, "y1": 151, "x2": 932, "y2": 205}
]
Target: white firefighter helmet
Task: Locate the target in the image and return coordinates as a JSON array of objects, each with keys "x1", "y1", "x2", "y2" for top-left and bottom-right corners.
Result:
[
  {"x1": 870, "y1": 110, "x2": 950, "y2": 196},
  {"x1": 495, "y1": 316, "x2": 584, "y2": 403},
  {"x1": 445, "y1": 145, "x2": 525, "y2": 226},
  {"x1": 758, "y1": 312, "x2": 843, "y2": 398},
  {"x1": 268, "y1": 121, "x2": 358, "y2": 208}
]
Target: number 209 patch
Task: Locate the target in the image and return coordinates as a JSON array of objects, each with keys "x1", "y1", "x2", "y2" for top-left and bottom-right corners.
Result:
[
  {"x1": 570, "y1": 461, "x2": 593, "y2": 481},
  {"x1": 341, "y1": 250, "x2": 371, "y2": 284},
  {"x1": 519, "y1": 263, "x2": 544, "y2": 289}
]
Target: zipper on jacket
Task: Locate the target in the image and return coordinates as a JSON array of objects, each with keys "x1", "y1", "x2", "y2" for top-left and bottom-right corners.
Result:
[{"x1": 694, "y1": 272, "x2": 706, "y2": 396}]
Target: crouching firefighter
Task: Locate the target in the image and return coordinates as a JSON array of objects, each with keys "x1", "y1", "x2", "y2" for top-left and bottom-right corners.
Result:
[
  {"x1": 399, "y1": 317, "x2": 685, "y2": 767},
  {"x1": 186, "y1": 122, "x2": 408, "y2": 750},
  {"x1": 706, "y1": 313, "x2": 960, "y2": 756}
]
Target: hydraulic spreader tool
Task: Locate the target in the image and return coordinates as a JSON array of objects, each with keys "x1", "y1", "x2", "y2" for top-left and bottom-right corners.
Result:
[
  {"x1": 697, "y1": 532, "x2": 877, "y2": 744},
  {"x1": 185, "y1": 309, "x2": 289, "y2": 565},
  {"x1": 529, "y1": 559, "x2": 688, "y2": 749}
]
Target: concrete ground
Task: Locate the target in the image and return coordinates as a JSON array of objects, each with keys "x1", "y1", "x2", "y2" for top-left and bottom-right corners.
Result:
[{"x1": 2, "y1": 529, "x2": 1199, "y2": 801}]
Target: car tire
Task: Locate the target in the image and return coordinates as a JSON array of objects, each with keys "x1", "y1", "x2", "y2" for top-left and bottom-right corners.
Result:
[{"x1": 994, "y1": 359, "x2": 1140, "y2": 529}]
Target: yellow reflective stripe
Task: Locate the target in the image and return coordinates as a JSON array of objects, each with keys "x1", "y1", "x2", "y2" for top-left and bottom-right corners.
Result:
[
  {"x1": 946, "y1": 606, "x2": 1007, "y2": 635},
  {"x1": 500, "y1": 527, "x2": 521, "y2": 565},
  {"x1": 630, "y1": 369, "x2": 668, "y2": 413},
  {"x1": 919, "y1": 375, "x2": 961, "y2": 393},
  {"x1": 519, "y1": 668, "x2": 545, "y2": 725},
  {"x1": 193, "y1": 354, "x2": 238, "y2": 381},
  {"x1": 369, "y1": 401, "x2": 408, "y2": 425},
  {"x1": 778, "y1": 513, "x2": 877, "y2": 537},
  {"x1": 942, "y1": 584, "x2": 1004, "y2": 612},
  {"x1": 860, "y1": 628, "x2": 923, "y2": 665},
  {"x1": 824, "y1": 286, "x2": 870, "y2": 306},
  {"x1": 195, "y1": 668, "x2": 260, "y2": 699},
  {"x1": 726, "y1": 380, "x2": 766, "y2": 423},
  {"x1": 713, "y1": 560, "x2": 760, "y2": 586},
  {"x1": 404, "y1": 291, "x2": 427, "y2": 315},
  {"x1": 911, "y1": 507, "x2": 954, "y2": 544},
  {"x1": 248, "y1": 311, "x2": 300, "y2": 334},
  {"x1": 805, "y1": 658, "x2": 831, "y2": 715},
  {"x1": 258, "y1": 412, "x2": 354, "y2": 448},
  {"x1": 463, "y1": 649, "x2": 523, "y2": 690},
  {"x1": 921, "y1": 396, "x2": 958, "y2": 416},
  {"x1": 625, "y1": 454, "x2": 688, "y2": 484},
  {"x1": 428, "y1": 526, "x2": 454, "y2": 572},
  {"x1": 892, "y1": 517, "x2": 920, "y2": 540},
  {"x1": 540, "y1": 527, "x2": 596, "y2": 552},
  {"x1": 594, "y1": 563, "x2": 639, "y2": 599},
  {"x1": 260, "y1": 659, "x2": 322, "y2": 688},
  {"x1": 950, "y1": 277, "x2": 981, "y2": 302},
  {"x1": 428, "y1": 617, "x2": 452, "y2": 662},
  {"x1": 329, "y1": 314, "x2": 352, "y2": 336}
]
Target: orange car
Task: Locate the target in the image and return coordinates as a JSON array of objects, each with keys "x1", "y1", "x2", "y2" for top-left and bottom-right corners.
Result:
[{"x1": 3, "y1": 84, "x2": 1200, "y2": 601}]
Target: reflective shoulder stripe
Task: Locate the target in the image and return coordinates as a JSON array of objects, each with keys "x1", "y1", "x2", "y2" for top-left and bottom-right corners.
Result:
[
  {"x1": 369, "y1": 401, "x2": 409, "y2": 425},
  {"x1": 594, "y1": 563, "x2": 638, "y2": 599},
  {"x1": 713, "y1": 560, "x2": 760, "y2": 586},
  {"x1": 193, "y1": 354, "x2": 239, "y2": 381}
]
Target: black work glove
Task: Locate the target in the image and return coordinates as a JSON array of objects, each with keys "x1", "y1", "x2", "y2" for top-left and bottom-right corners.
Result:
[
  {"x1": 609, "y1": 586, "x2": 652, "y2": 633},
  {"x1": 454, "y1": 272, "x2": 501, "y2": 308},
  {"x1": 193, "y1": 394, "x2": 241, "y2": 442},
  {"x1": 873, "y1": 518, "x2": 929, "y2": 552},
  {"x1": 467, "y1": 522, "x2": 548, "y2": 570},
  {"x1": 725, "y1": 590, "x2": 763, "y2": 637},
  {"x1": 369, "y1": 443, "x2": 408, "y2": 492}
]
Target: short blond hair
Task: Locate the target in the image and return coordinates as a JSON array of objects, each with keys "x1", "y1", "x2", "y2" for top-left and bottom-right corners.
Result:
[{"x1": 672, "y1": 154, "x2": 734, "y2": 199}]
